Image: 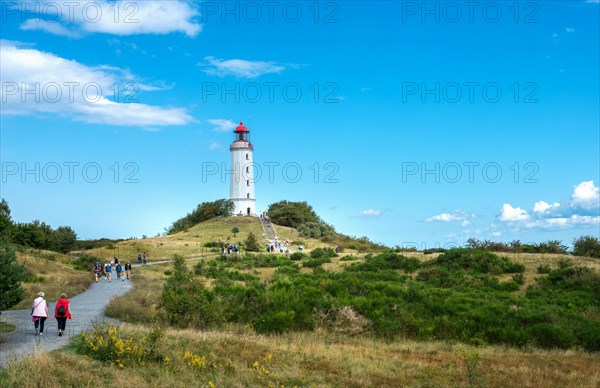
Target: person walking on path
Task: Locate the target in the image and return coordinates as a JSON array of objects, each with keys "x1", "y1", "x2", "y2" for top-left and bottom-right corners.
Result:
[
  {"x1": 124, "y1": 262, "x2": 132, "y2": 279},
  {"x1": 54, "y1": 293, "x2": 72, "y2": 337},
  {"x1": 31, "y1": 292, "x2": 49, "y2": 336},
  {"x1": 116, "y1": 262, "x2": 123, "y2": 281},
  {"x1": 93, "y1": 261, "x2": 103, "y2": 283},
  {"x1": 105, "y1": 261, "x2": 112, "y2": 282}
]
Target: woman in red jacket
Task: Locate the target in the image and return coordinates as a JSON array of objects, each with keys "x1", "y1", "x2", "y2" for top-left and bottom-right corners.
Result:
[{"x1": 54, "y1": 293, "x2": 72, "y2": 337}]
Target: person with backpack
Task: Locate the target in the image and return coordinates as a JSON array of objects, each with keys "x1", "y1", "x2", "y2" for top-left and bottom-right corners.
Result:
[
  {"x1": 31, "y1": 292, "x2": 49, "y2": 336},
  {"x1": 54, "y1": 293, "x2": 72, "y2": 337},
  {"x1": 116, "y1": 262, "x2": 123, "y2": 281}
]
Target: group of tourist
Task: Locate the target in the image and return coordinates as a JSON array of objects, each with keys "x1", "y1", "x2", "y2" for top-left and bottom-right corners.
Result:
[
  {"x1": 221, "y1": 244, "x2": 239, "y2": 255},
  {"x1": 137, "y1": 251, "x2": 148, "y2": 264},
  {"x1": 93, "y1": 257, "x2": 132, "y2": 282},
  {"x1": 31, "y1": 292, "x2": 72, "y2": 337}
]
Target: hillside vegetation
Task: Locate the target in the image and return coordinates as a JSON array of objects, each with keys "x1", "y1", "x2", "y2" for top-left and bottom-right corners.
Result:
[
  {"x1": 10, "y1": 248, "x2": 93, "y2": 309},
  {"x1": 78, "y1": 216, "x2": 331, "y2": 261}
]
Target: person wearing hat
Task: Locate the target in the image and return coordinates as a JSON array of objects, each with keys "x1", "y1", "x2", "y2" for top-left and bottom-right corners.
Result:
[{"x1": 31, "y1": 292, "x2": 49, "y2": 336}]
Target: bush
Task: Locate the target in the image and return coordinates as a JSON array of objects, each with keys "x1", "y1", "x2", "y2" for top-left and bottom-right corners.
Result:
[
  {"x1": 267, "y1": 201, "x2": 320, "y2": 229},
  {"x1": 253, "y1": 310, "x2": 296, "y2": 334},
  {"x1": 168, "y1": 199, "x2": 234, "y2": 234},
  {"x1": 573, "y1": 235, "x2": 600, "y2": 258},
  {"x1": 78, "y1": 324, "x2": 165, "y2": 367},
  {"x1": 203, "y1": 241, "x2": 222, "y2": 248},
  {"x1": 244, "y1": 232, "x2": 261, "y2": 252},
  {"x1": 290, "y1": 252, "x2": 307, "y2": 261},
  {"x1": 537, "y1": 264, "x2": 552, "y2": 274},
  {"x1": 435, "y1": 248, "x2": 525, "y2": 274},
  {"x1": 348, "y1": 252, "x2": 420, "y2": 273},
  {"x1": 310, "y1": 247, "x2": 337, "y2": 259},
  {"x1": 158, "y1": 255, "x2": 224, "y2": 328},
  {"x1": 302, "y1": 257, "x2": 332, "y2": 268}
]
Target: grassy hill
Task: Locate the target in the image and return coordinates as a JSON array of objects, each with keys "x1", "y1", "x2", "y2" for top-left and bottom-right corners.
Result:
[
  {"x1": 11, "y1": 249, "x2": 92, "y2": 309},
  {"x1": 77, "y1": 216, "x2": 334, "y2": 261}
]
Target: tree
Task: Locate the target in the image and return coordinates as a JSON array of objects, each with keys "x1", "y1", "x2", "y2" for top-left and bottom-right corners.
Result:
[
  {"x1": 53, "y1": 226, "x2": 78, "y2": 253},
  {"x1": 573, "y1": 235, "x2": 600, "y2": 258},
  {"x1": 244, "y1": 232, "x2": 261, "y2": 252},
  {"x1": 0, "y1": 198, "x2": 14, "y2": 241},
  {"x1": 231, "y1": 226, "x2": 240, "y2": 237},
  {"x1": 0, "y1": 237, "x2": 25, "y2": 311},
  {"x1": 267, "y1": 201, "x2": 320, "y2": 229},
  {"x1": 168, "y1": 199, "x2": 235, "y2": 234}
]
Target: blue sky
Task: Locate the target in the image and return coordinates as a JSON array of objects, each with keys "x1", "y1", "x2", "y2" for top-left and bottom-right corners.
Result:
[{"x1": 1, "y1": 0, "x2": 599, "y2": 248}]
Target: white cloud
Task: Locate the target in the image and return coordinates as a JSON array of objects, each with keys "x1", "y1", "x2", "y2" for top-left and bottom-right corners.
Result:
[
  {"x1": 15, "y1": 1, "x2": 201, "y2": 37},
  {"x1": 0, "y1": 40, "x2": 193, "y2": 127},
  {"x1": 202, "y1": 56, "x2": 287, "y2": 78},
  {"x1": 524, "y1": 215, "x2": 600, "y2": 230},
  {"x1": 426, "y1": 210, "x2": 475, "y2": 225},
  {"x1": 426, "y1": 213, "x2": 460, "y2": 222},
  {"x1": 499, "y1": 204, "x2": 529, "y2": 221},
  {"x1": 360, "y1": 209, "x2": 381, "y2": 217},
  {"x1": 565, "y1": 27, "x2": 575, "y2": 32},
  {"x1": 533, "y1": 201, "x2": 561, "y2": 213},
  {"x1": 20, "y1": 19, "x2": 81, "y2": 38},
  {"x1": 207, "y1": 119, "x2": 236, "y2": 132},
  {"x1": 571, "y1": 181, "x2": 599, "y2": 209}
]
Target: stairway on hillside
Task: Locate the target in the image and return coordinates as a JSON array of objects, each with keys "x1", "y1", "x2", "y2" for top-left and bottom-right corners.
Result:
[{"x1": 260, "y1": 217, "x2": 277, "y2": 244}]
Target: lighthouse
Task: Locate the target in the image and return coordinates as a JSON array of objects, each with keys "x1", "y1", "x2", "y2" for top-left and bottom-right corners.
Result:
[{"x1": 230, "y1": 122, "x2": 256, "y2": 216}]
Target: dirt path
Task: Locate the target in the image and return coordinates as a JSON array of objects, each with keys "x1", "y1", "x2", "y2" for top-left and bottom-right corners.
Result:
[{"x1": 0, "y1": 261, "x2": 172, "y2": 367}]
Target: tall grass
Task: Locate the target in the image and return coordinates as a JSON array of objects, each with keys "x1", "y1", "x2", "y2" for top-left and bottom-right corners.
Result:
[{"x1": 2, "y1": 326, "x2": 599, "y2": 387}]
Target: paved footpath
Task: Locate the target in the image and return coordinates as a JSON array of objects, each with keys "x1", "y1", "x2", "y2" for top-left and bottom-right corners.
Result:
[{"x1": 0, "y1": 261, "x2": 172, "y2": 367}]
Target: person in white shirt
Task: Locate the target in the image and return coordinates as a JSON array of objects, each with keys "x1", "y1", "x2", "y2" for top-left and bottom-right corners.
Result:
[{"x1": 31, "y1": 292, "x2": 49, "y2": 336}]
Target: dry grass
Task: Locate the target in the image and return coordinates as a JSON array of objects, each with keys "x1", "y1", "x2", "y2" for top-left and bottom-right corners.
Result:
[
  {"x1": 13, "y1": 250, "x2": 92, "y2": 309},
  {"x1": 2, "y1": 326, "x2": 599, "y2": 388},
  {"x1": 104, "y1": 263, "x2": 169, "y2": 323}
]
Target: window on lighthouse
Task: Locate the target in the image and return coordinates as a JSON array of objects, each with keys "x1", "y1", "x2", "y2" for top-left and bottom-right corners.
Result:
[
  {"x1": 246, "y1": 180, "x2": 250, "y2": 186},
  {"x1": 246, "y1": 154, "x2": 249, "y2": 160},
  {"x1": 247, "y1": 193, "x2": 250, "y2": 199},
  {"x1": 246, "y1": 166, "x2": 249, "y2": 174}
]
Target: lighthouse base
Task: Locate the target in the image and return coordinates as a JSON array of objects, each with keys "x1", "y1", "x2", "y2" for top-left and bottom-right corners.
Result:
[{"x1": 232, "y1": 198, "x2": 256, "y2": 216}]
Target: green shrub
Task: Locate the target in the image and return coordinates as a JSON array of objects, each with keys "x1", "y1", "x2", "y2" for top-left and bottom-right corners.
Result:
[
  {"x1": 435, "y1": 248, "x2": 525, "y2": 274},
  {"x1": 348, "y1": 251, "x2": 420, "y2": 273},
  {"x1": 289, "y1": 252, "x2": 308, "y2": 261},
  {"x1": 78, "y1": 324, "x2": 165, "y2": 367},
  {"x1": 253, "y1": 310, "x2": 296, "y2": 334},
  {"x1": 302, "y1": 257, "x2": 332, "y2": 268},
  {"x1": 573, "y1": 235, "x2": 600, "y2": 258},
  {"x1": 310, "y1": 247, "x2": 337, "y2": 259},
  {"x1": 203, "y1": 241, "x2": 222, "y2": 248},
  {"x1": 537, "y1": 264, "x2": 552, "y2": 274}
]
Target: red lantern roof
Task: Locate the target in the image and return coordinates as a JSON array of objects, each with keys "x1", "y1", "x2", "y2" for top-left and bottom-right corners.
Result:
[{"x1": 234, "y1": 122, "x2": 248, "y2": 133}]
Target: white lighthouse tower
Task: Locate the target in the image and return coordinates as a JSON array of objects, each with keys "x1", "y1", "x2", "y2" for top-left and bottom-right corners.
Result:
[{"x1": 230, "y1": 122, "x2": 256, "y2": 216}]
